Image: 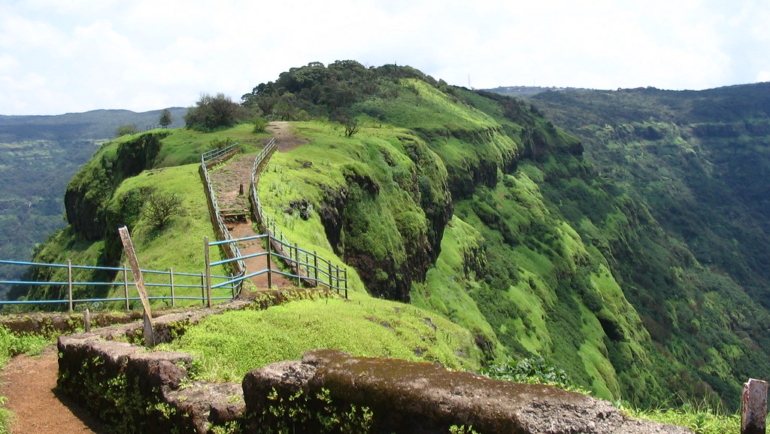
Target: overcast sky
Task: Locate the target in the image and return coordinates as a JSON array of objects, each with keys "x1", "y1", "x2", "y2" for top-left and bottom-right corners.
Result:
[{"x1": 1, "y1": 0, "x2": 769, "y2": 115}]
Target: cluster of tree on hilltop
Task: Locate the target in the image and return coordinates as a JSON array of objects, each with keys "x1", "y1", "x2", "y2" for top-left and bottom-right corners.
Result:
[{"x1": 240, "y1": 61, "x2": 456, "y2": 124}]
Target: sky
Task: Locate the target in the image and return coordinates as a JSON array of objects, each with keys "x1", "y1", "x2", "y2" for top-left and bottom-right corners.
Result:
[{"x1": 1, "y1": 0, "x2": 769, "y2": 115}]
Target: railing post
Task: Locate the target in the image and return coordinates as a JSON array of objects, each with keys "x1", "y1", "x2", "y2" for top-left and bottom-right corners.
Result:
[
  {"x1": 328, "y1": 262, "x2": 333, "y2": 290},
  {"x1": 67, "y1": 259, "x2": 73, "y2": 312},
  {"x1": 313, "y1": 251, "x2": 318, "y2": 284},
  {"x1": 295, "y1": 243, "x2": 302, "y2": 287},
  {"x1": 343, "y1": 268, "x2": 348, "y2": 299},
  {"x1": 204, "y1": 237, "x2": 212, "y2": 308},
  {"x1": 123, "y1": 263, "x2": 130, "y2": 310},
  {"x1": 335, "y1": 266, "x2": 341, "y2": 295},
  {"x1": 266, "y1": 235, "x2": 273, "y2": 289},
  {"x1": 169, "y1": 268, "x2": 175, "y2": 307},
  {"x1": 200, "y1": 273, "x2": 205, "y2": 306}
]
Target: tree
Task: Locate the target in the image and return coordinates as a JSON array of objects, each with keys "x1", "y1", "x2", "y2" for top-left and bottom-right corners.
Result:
[
  {"x1": 159, "y1": 109, "x2": 173, "y2": 128},
  {"x1": 143, "y1": 190, "x2": 184, "y2": 229},
  {"x1": 183, "y1": 93, "x2": 249, "y2": 132},
  {"x1": 115, "y1": 124, "x2": 139, "y2": 137}
]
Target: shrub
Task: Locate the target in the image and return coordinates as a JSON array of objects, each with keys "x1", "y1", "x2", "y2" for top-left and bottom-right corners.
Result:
[
  {"x1": 143, "y1": 189, "x2": 185, "y2": 229},
  {"x1": 252, "y1": 117, "x2": 268, "y2": 133},
  {"x1": 184, "y1": 93, "x2": 250, "y2": 132},
  {"x1": 115, "y1": 124, "x2": 139, "y2": 137}
]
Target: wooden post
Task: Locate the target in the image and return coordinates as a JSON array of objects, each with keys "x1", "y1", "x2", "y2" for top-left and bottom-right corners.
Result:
[
  {"x1": 343, "y1": 268, "x2": 348, "y2": 299},
  {"x1": 266, "y1": 234, "x2": 272, "y2": 289},
  {"x1": 123, "y1": 263, "x2": 129, "y2": 310},
  {"x1": 84, "y1": 309, "x2": 91, "y2": 333},
  {"x1": 204, "y1": 237, "x2": 212, "y2": 308},
  {"x1": 118, "y1": 226, "x2": 154, "y2": 347},
  {"x1": 169, "y1": 268, "x2": 175, "y2": 307},
  {"x1": 67, "y1": 260, "x2": 73, "y2": 312},
  {"x1": 328, "y1": 262, "x2": 333, "y2": 290},
  {"x1": 742, "y1": 378, "x2": 768, "y2": 434}
]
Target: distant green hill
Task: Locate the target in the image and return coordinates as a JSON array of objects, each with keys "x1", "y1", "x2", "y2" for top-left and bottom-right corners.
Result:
[
  {"x1": 20, "y1": 63, "x2": 770, "y2": 412},
  {"x1": 0, "y1": 108, "x2": 186, "y2": 294}
]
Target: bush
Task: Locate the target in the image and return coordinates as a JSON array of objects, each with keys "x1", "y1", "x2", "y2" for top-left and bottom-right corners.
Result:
[
  {"x1": 252, "y1": 117, "x2": 268, "y2": 133},
  {"x1": 143, "y1": 189, "x2": 185, "y2": 229},
  {"x1": 481, "y1": 357, "x2": 574, "y2": 390},
  {"x1": 115, "y1": 124, "x2": 139, "y2": 137},
  {"x1": 184, "y1": 93, "x2": 250, "y2": 132}
]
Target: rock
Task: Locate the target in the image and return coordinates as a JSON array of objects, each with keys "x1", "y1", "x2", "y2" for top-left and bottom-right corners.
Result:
[{"x1": 242, "y1": 349, "x2": 691, "y2": 434}]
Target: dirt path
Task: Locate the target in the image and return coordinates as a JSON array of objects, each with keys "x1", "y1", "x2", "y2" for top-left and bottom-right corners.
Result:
[
  {"x1": 1, "y1": 347, "x2": 106, "y2": 434},
  {"x1": 266, "y1": 121, "x2": 308, "y2": 152},
  {"x1": 209, "y1": 150, "x2": 292, "y2": 290}
]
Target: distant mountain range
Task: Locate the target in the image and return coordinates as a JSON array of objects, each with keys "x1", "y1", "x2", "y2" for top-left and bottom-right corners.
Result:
[
  {"x1": 483, "y1": 86, "x2": 595, "y2": 98},
  {"x1": 0, "y1": 107, "x2": 187, "y2": 290}
]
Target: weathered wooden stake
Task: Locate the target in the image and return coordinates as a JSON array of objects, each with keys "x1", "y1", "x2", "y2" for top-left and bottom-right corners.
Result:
[
  {"x1": 742, "y1": 379, "x2": 768, "y2": 434},
  {"x1": 67, "y1": 259, "x2": 73, "y2": 312},
  {"x1": 118, "y1": 226, "x2": 154, "y2": 347},
  {"x1": 84, "y1": 309, "x2": 91, "y2": 333}
]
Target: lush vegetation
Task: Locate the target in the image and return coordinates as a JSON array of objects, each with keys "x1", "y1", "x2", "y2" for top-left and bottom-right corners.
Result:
[
  {"x1": 10, "y1": 125, "x2": 269, "y2": 307},
  {"x1": 18, "y1": 61, "x2": 770, "y2": 419},
  {"x1": 0, "y1": 109, "x2": 186, "y2": 298}
]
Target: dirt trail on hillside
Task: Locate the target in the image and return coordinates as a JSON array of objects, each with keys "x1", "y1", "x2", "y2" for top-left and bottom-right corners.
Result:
[
  {"x1": 209, "y1": 126, "x2": 304, "y2": 290},
  {"x1": 267, "y1": 121, "x2": 309, "y2": 152},
  {"x1": 1, "y1": 346, "x2": 106, "y2": 434}
]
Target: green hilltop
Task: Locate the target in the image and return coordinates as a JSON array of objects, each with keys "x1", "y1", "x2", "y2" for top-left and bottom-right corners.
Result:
[{"x1": 15, "y1": 62, "x2": 770, "y2": 412}]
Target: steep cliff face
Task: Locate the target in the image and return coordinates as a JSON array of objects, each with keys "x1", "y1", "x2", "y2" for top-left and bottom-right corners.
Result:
[
  {"x1": 64, "y1": 132, "x2": 168, "y2": 241},
  {"x1": 521, "y1": 84, "x2": 770, "y2": 408}
]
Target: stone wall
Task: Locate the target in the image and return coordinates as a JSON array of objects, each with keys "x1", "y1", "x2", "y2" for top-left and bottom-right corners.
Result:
[{"x1": 56, "y1": 301, "x2": 693, "y2": 433}]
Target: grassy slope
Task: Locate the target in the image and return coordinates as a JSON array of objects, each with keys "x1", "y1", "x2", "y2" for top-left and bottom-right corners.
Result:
[
  {"x1": 159, "y1": 297, "x2": 482, "y2": 382},
  {"x1": 253, "y1": 84, "x2": 659, "y2": 403}
]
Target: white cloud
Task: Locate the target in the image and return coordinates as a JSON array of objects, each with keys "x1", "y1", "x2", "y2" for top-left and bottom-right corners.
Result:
[{"x1": 0, "y1": 0, "x2": 769, "y2": 114}]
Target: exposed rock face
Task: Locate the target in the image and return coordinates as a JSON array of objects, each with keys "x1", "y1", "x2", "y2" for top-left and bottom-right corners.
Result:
[{"x1": 243, "y1": 349, "x2": 692, "y2": 434}]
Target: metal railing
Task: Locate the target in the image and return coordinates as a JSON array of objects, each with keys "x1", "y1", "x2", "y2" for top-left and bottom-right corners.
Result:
[
  {"x1": 0, "y1": 259, "x2": 236, "y2": 311},
  {"x1": 204, "y1": 234, "x2": 348, "y2": 298},
  {"x1": 247, "y1": 138, "x2": 327, "y2": 285},
  {"x1": 199, "y1": 142, "x2": 247, "y2": 296}
]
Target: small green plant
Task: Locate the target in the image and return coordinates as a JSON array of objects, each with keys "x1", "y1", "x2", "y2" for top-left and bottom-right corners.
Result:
[
  {"x1": 480, "y1": 357, "x2": 575, "y2": 390},
  {"x1": 449, "y1": 425, "x2": 479, "y2": 434},
  {"x1": 252, "y1": 387, "x2": 373, "y2": 433},
  {"x1": 626, "y1": 403, "x2": 739, "y2": 434}
]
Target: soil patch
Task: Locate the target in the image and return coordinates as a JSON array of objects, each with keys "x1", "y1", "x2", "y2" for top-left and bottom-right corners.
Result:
[
  {"x1": 266, "y1": 121, "x2": 309, "y2": 152},
  {"x1": 1, "y1": 346, "x2": 107, "y2": 433}
]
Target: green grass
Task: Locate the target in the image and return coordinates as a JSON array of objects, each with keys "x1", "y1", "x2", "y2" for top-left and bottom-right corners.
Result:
[
  {"x1": 626, "y1": 405, "x2": 740, "y2": 434},
  {"x1": 159, "y1": 297, "x2": 483, "y2": 382},
  {"x1": 104, "y1": 163, "x2": 226, "y2": 307}
]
